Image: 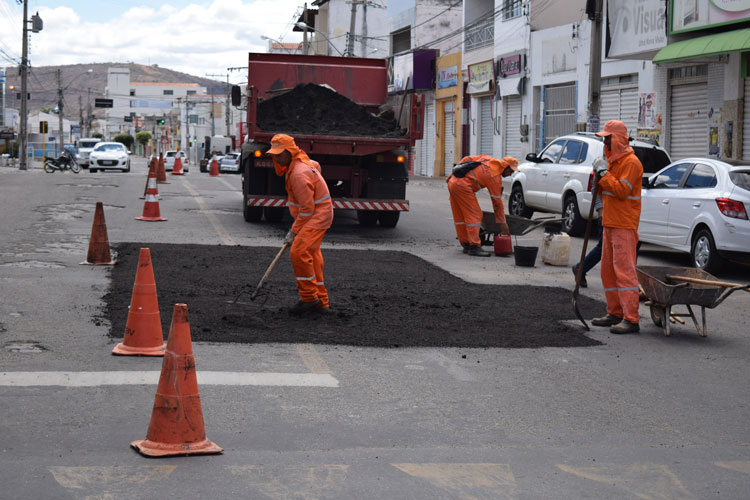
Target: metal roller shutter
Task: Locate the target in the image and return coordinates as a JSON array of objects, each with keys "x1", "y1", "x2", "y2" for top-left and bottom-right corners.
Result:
[
  {"x1": 443, "y1": 101, "x2": 456, "y2": 176},
  {"x1": 543, "y1": 83, "x2": 576, "y2": 146},
  {"x1": 417, "y1": 103, "x2": 436, "y2": 176},
  {"x1": 478, "y1": 97, "x2": 493, "y2": 155},
  {"x1": 743, "y1": 79, "x2": 750, "y2": 160},
  {"x1": 670, "y1": 82, "x2": 708, "y2": 160},
  {"x1": 600, "y1": 86, "x2": 639, "y2": 135},
  {"x1": 503, "y1": 95, "x2": 522, "y2": 160}
]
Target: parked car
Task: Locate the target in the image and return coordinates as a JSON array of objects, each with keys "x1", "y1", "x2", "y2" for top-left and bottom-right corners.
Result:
[
  {"x1": 164, "y1": 151, "x2": 189, "y2": 172},
  {"x1": 639, "y1": 159, "x2": 750, "y2": 272},
  {"x1": 219, "y1": 152, "x2": 240, "y2": 173},
  {"x1": 76, "y1": 137, "x2": 101, "y2": 168},
  {"x1": 201, "y1": 153, "x2": 225, "y2": 173},
  {"x1": 503, "y1": 132, "x2": 671, "y2": 235},
  {"x1": 88, "y1": 142, "x2": 130, "y2": 173}
]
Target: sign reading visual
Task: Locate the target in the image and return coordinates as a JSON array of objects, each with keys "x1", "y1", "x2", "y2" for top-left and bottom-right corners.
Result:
[
  {"x1": 671, "y1": 0, "x2": 750, "y2": 34},
  {"x1": 608, "y1": 0, "x2": 667, "y2": 58}
]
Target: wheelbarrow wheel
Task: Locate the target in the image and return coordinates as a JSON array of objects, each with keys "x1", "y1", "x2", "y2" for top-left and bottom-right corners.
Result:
[{"x1": 650, "y1": 304, "x2": 664, "y2": 328}]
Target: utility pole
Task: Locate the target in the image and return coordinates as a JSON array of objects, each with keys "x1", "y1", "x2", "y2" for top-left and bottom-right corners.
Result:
[
  {"x1": 57, "y1": 68, "x2": 63, "y2": 152},
  {"x1": 345, "y1": 0, "x2": 360, "y2": 57},
  {"x1": 86, "y1": 88, "x2": 92, "y2": 136},
  {"x1": 586, "y1": 0, "x2": 604, "y2": 133},
  {"x1": 210, "y1": 93, "x2": 215, "y2": 137},
  {"x1": 206, "y1": 72, "x2": 231, "y2": 136},
  {"x1": 78, "y1": 95, "x2": 83, "y2": 138},
  {"x1": 302, "y1": 3, "x2": 309, "y2": 55},
  {"x1": 19, "y1": 0, "x2": 29, "y2": 170}
]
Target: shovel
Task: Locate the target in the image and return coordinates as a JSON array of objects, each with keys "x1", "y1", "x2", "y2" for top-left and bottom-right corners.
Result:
[
  {"x1": 572, "y1": 173, "x2": 601, "y2": 330},
  {"x1": 232, "y1": 241, "x2": 291, "y2": 304}
]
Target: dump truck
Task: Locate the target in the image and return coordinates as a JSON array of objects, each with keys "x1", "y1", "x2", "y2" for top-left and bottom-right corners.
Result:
[{"x1": 233, "y1": 53, "x2": 424, "y2": 228}]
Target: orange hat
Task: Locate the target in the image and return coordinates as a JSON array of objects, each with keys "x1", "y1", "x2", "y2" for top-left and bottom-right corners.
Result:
[
  {"x1": 595, "y1": 120, "x2": 628, "y2": 138},
  {"x1": 503, "y1": 157, "x2": 519, "y2": 171},
  {"x1": 266, "y1": 134, "x2": 296, "y2": 155}
]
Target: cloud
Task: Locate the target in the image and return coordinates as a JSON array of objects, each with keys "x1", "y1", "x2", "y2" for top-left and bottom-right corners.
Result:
[{"x1": 2, "y1": 0, "x2": 303, "y2": 81}]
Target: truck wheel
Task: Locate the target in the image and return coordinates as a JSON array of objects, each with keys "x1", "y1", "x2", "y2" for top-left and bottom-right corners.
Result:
[
  {"x1": 264, "y1": 207, "x2": 284, "y2": 223},
  {"x1": 378, "y1": 211, "x2": 400, "y2": 228},
  {"x1": 562, "y1": 196, "x2": 586, "y2": 236},
  {"x1": 357, "y1": 210, "x2": 378, "y2": 227},
  {"x1": 510, "y1": 186, "x2": 533, "y2": 218},
  {"x1": 244, "y1": 204, "x2": 263, "y2": 222}
]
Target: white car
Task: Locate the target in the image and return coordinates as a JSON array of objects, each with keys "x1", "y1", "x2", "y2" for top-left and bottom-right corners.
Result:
[
  {"x1": 164, "y1": 150, "x2": 189, "y2": 172},
  {"x1": 76, "y1": 138, "x2": 101, "y2": 168},
  {"x1": 88, "y1": 142, "x2": 130, "y2": 173},
  {"x1": 219, "y1": 152, "x2": 240, "y2": 173},
  {"x1": 503, "y1": 133, "x2": 671, "y2": 235},
  {"x1": 639, "y1": 159, "x2": 750, "y2": 272}
]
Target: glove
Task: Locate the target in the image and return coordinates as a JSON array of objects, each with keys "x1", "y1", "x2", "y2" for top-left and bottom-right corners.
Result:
[
  {"x1": 592, "y1": 156, "x2": 608, "y2": 177},
  {"x1": 283, "y1": 230, "x2": 296, "y2": 244},
  {"x1": 499, "y1": 222, "x2": 510, "y2": 236}
]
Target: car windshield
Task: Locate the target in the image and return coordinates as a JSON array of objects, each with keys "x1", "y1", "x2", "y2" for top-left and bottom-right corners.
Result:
[
  {"x1": 633, "y1": 146, "x2": 671, "y2": 174},
  {"x1": 80, "y1": 141, "x2": 99, "y2": 148},
  {"x1": 166, "y1": 152, "x2": 176, "y2": 157},
  {"x1": 94, "y1": 144, "x2": 125, "y2": 152},
  {"x1": 729, "y1": 170, "x2": 750, "y2": 192}
]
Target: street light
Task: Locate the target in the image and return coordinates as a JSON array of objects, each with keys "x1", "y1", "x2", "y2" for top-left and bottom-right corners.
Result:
[
  {"x1": 260, "y1": 35, "x2": 295, "y2": 54},
  {"x1": 295, "y1": 22, "x2": 344, "y2": 56}
]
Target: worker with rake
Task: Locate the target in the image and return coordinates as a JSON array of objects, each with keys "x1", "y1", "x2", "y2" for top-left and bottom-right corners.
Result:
[
  {"x1": 267, "y1": 134, "x2": 334, "y2": 316},
  {"x1": 447, "y1": 155, "x2": 518, "y2": 256}
]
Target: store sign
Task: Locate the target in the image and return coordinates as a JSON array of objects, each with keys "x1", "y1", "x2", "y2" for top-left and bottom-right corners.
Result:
[
  {"x1": 671, "y1": 0, "x2": 750, "y2": 34},
  {"x1": 437, "y1": 65, "x2": 458, "y2": 89},
  {"x1": 467, "y1": 60, "x2": 494, "y2": 94},
  {"x1": 393, "y1": 53, "x2": 414, "y2": 92},
  {"x1": 609, "y1": 0, "x2": 667, "y2": 58},
  {"x1": 497, "y1": 54, "x2": 522, "y2": 77}
]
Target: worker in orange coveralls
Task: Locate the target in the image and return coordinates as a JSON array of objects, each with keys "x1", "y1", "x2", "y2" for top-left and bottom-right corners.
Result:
[
  {"x1": 267, "y1": 134, "x2": 334, "y2": 316},
  {"x1": 447, "y1": 155, "x2": 518, "y2": 256},
  {"x1": 590, "y1": 120, "x2": 643, "y2": 334}
]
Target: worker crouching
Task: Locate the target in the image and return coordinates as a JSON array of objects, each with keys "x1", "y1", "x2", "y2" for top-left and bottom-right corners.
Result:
[
  {"x1": 447, "y1": 155, "x2": 518, "y2": 256},
  {"x1": 267, "y1": 134, "x2": 334, "y2": 316}
]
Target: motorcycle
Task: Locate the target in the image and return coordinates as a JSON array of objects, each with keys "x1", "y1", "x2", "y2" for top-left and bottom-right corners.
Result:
[{"x1": 44, "y1": 150, "x2": 80, "y2": 174}]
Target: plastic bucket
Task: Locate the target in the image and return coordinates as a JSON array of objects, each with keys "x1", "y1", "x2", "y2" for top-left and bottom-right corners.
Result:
[{"x1": 514, "y1": 246, "x2": 538, "y2": 267}]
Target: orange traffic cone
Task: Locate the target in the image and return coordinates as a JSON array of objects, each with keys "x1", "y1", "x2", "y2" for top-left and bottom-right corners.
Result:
[
  {"x1": 140, "y1": 157, "x2": 158, "y2": 199},
  {"x1": 171, "y1": 155, "x2": 184, "y2": 175},
  {"x1": 112, "y1": 248, "x2": 166, "y2": 356},
  {"x1": 136, "y1": 166, "x2": 167, "y2": 221},
  {"x1": 131, "y1": 303, "x2": 223, "y2": 457},
  {"x1": 156, "y1": 153, "x2": 169, "y2": 184},
  {"x1": 80, "y1": 201, "x2": 115, "y2": 265},
  {"x1": 208, "y1": 154, "x2": 220, "y2": 177}
]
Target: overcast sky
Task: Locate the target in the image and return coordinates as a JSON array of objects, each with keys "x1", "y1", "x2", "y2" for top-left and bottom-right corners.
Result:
[{"x1": 0, "y1": 0, "x2": 305, "y2": 84}]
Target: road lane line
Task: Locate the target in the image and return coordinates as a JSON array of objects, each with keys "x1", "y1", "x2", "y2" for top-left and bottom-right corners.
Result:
[
  {"x1": 0, "y1": 371, "x2": 339, "y2": 387},
  {"x1": 296, "y1": 344, "x2": 332, "y2": 374},
  {"x1": 182, "y1": 179, "x2": 237, "y2": 246}
]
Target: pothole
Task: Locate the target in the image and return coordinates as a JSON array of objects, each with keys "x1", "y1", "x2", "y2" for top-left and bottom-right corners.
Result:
[
  {"x1": 4, "y1": 341, "x2": 47, "y2": 353},
  {"x1": 0, "y1": 260, "x2": 66, "y2": 269}
]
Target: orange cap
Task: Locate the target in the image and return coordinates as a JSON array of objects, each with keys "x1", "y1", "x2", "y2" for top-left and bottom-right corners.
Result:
[
  {"x1": 595, "y1": 120, "x2": 628, "y2": 138},
  {"x1": 266, "y1": 134, "x2": 296, "y2": 155}
]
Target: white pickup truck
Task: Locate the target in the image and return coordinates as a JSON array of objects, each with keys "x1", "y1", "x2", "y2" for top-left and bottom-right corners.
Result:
[{"x1": 75, "y1": 138, "x2": 102, "y2": 168}]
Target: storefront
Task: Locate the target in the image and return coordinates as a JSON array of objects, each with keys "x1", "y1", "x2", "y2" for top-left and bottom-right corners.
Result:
[
  {"x1": 436, "y1": 52, "x2": 463, "y2": 177},
  {"x1": 467, "y1": 60, "x2": 495, "y2": 158},
  {"x1": 496, "y1": 52, "x2": 526, "y2": 160}
]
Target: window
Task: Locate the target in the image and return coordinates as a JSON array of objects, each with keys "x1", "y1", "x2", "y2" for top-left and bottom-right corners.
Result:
[
  {"x1": 540, "y1": 140, "x2": 565, "y2": 163},
  {"x1": 558, "y1": 140, "x2": 585, "y2": 164},
  {"x1": 503, "y1": 0, "x2": 522, "y2": 19},
  {"x1": 391, "y1": 28, "x2": 410, "y2": 55},
  {"x1": 729, "y1": 170, "x2": 750, "y2": 191},
  {"x1": 187, "y1": 90, "x2": 196, "y2": 96},
  {"x1": 163, "y1": 90, "x2": 173, "y2": 96},
  {"x1": 653, "y1": 163, "x2": 691, "y2": 188},
  {"x1": 129, "y1": 89, "x2": 135, "y2": 96},
  {"x1": 684, "y1": 164, "x2": 717, "y2": 188}
]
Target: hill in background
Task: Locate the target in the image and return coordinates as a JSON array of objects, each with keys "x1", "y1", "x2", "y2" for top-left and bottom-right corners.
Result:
[{"x1": 3, "y1": 62, "x2": 226, "y2": 123}]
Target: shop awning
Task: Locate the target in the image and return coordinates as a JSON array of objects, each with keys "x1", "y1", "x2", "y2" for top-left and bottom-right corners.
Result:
[{"x1": 653, "y1": 28, "x2": 750, "y2": 64}]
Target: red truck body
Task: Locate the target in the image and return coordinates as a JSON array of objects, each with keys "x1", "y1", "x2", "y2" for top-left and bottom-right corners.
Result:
[{"x1": 240, "y1": 53, "x2": 423, "y2": 228}]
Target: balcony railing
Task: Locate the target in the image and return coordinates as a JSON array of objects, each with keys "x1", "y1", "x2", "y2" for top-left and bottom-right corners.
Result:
[{"x1": 464, "y1": 17, "x2": 494, "y2": 52}]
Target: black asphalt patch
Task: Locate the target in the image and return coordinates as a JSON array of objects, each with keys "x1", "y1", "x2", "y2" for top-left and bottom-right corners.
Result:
[{"x1": 102, "y1": 243, "x2": 604, "y2": 348}]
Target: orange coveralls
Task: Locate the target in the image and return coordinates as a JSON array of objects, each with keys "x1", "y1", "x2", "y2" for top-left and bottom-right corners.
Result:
[
  {"x1": 447, "y1": 155, "x2": 508, "y2": 247},
  {"x1": 285, "y1": 158, "x2": 334, "y2": 307},
  {"x1": 598, "y1": 133, "x2": 643, "y2": 324}
]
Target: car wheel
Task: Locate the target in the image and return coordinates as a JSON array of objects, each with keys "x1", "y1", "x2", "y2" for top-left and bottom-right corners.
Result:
[
  {"x1": 691, "y1": 228, "x2": 723, "y2": 273},
  {"x1": 90, "y1": 168, "x2": 97, "y2": 173},
  {"x1": 510, "y1": 185, "x2": 533, "y2": 218},
  {"x1": 125, "y1": 162, "x2": 130, "y2": 173},
  {"x1": 562, "y1": 196, "x2": 587, "y2": 236},
  {"x1": 357, "y1": 210, "x2": 379, "y2": 227}
]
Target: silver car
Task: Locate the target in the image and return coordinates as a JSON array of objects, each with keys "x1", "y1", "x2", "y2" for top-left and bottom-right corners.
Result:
[
  {"x1": 219, "y1": 152, "x2": 240, "y2": 173},
  {"x1": 88, "y1": 142, "x2": 130, "y2": 173},
  {"x1": 640, "y1": 159, "x2": 750, "y2": 272}
]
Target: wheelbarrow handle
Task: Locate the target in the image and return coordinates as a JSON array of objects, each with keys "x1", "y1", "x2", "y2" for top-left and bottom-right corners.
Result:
[{"x1": 666, "y1": 275, "x2": 750, "y2": 292}]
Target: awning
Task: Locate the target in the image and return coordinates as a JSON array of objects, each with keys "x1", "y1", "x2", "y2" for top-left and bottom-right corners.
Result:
[
  {"x1": 497, "y1": 76, "x2": 522, "y2": 97},
  {"x1": 653, "y1": 28, "x2": 750, "y2": 64}
]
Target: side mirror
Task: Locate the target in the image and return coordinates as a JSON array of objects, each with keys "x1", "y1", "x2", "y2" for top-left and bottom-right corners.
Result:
[
  {"x1": 127, "y1": 150, "x2": 132, "y2": 155},
  {"x1": 525, "y1": 153, "x2": 539, "y2": 163},
  {"x1": 641, "y1": 176, "x2": 650, "y2": 188}
]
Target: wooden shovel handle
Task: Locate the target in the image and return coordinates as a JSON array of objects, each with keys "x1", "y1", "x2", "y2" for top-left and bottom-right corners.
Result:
[{"x1": 666, "y1": 275, "x2": 750, "y2": 291}]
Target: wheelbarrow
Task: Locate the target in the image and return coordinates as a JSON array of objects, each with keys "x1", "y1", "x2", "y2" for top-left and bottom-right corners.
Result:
[
  {"x1": 636, "y1": 265, "x2": 750, "y2": 337},
  {"x1": 479, "y1": 212, "x2": 565, "y2": 244}
]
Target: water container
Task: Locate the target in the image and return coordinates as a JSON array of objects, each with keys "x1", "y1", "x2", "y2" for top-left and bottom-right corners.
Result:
[
  {"x1": 493, "y1": 234, "x2": 513, "y2": 256},
  {"x1": 541, "y1": 232, "x2": 571, "y2": 266}
]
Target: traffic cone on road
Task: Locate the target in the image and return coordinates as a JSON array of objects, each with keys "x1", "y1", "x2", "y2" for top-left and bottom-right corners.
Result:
[
  {"x1": 171, "y1": 155, "x2": 184, "y2": 175},
  {"x1": 208, "y1": 154, "x2": 220, "y2": 177},
  {"x1": 140, "y1": 157, "x2": 159, "y2": 199},
  {"x1": 156, "y1": 153, "x2": 169, "y2": 184},
  {"x1": 80, "y1": 201, "x2": 115, "y2": 265},
  {"x1": 135, "y1": 165, "x2": 167, "y2": 221},
  {"x1": 112, "y1": 248, "x2": 166, "y2": 356},
  {"x1": 131, "y1": 303, "x2": 223, "y2": 457}
]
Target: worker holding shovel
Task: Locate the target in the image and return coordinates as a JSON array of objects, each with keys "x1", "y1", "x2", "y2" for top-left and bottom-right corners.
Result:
[
  {"x1": 267, "y1": 134, "x2": 334, "y2": 316},
  {"x1": 590, "y1": 120, "x2": 644, "y2": 334},
  {"x1": 447, "y1": 155, "x2": 518, "y2": 256}
]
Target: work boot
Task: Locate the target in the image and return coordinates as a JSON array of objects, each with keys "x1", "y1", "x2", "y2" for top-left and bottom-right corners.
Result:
[
  {"x1": 462, "y1": 243, "x2": 470, "y2": 254},
  {"x1": 572, "y1": 265, "x2": 587, "y2": 288},
  {"x1": 610, "y1": 319, "x2": 640, "y2": 334},
  {"x1": 468, "y1": 245, "x2": 491, "y2": 257},
  {"x1": 289, "y1": 299, "x2": 321, "y2": 316},
  {"x1": 316, "y1": 306, "x2": 335, "y2": 316},
  {"x1": 591, "y1": 313, "x2": 622, "y2": 327}
]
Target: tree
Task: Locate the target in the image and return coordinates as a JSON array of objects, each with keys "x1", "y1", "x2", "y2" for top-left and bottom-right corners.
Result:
[
  {"x1": 114, "y1": 133, "x2": 134, "y2": 150},
  {"x1": 136, "y1": 131, "x2": 152, "y2": 154},
  {"x1": 92, "y1": 132, "x2": 103, "y2": 139}
]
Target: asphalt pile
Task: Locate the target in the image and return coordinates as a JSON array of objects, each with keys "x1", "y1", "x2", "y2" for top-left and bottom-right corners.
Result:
[{"x1": 257, "y1": 83, "x2": 405, "y2": 138}]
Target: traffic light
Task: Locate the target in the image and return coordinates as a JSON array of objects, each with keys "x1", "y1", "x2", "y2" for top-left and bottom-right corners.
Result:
[
  {"x1": 158, "y1": 119, "x2": 165, "y2": 125},
  {"x1": 39, "y1": 121, "x2": 48, "y2": 134}
]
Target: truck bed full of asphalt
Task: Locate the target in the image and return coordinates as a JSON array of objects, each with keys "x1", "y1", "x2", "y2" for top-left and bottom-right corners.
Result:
[
  {"x1": 102, "y1": 243, "x2": 604, "y2": 349},
  {"x1": 257, "y1": 83, "x2": 405, "y2": 138}
]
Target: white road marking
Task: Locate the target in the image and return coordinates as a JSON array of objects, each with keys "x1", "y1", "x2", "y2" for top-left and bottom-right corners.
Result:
[
  {"x1": 0, "y1": 371, "x2": 339, "y2": 387},
  {"x1": 182, "y1": 179, "x2": 237, "y2": 246}
]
